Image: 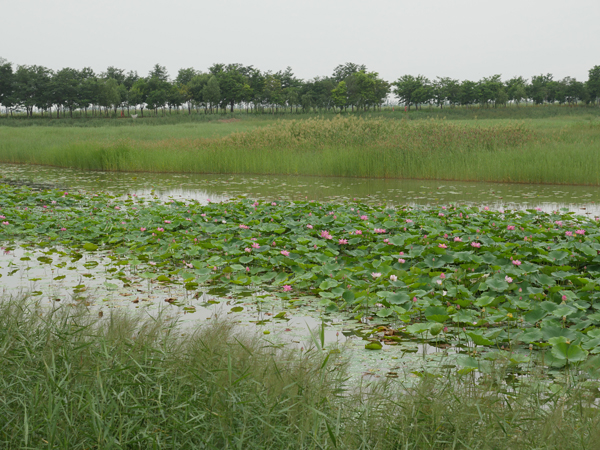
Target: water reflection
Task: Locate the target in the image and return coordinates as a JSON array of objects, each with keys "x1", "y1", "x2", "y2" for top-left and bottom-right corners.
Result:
[{"x1": 2, "y1": 163, "x2": 600, "y2": 215}]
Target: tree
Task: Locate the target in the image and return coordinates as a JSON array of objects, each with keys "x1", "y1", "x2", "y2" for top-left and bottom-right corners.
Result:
[
  {"x1": 353, "y1": 71, "x2": 389, "y2": 110},
  {"x1": 433, "y1": 77, "x2": 451, "y2": 108},
  {"x1": 280, "y1": 67, "x2": 302, "y2": 113},
  {"x1": 77, "y1": 68, "x2": 98, "y2": 116},
  {"x1": 476, "y1": 75, "x2": 504, "y2": 107},
  {"x1": 392, "y1": 75, "x2": 430, "y2": 110},
  {"x1": 332, "y1": 62, "x2": 367, "y2": 83},
  {"x1": 587, "y1": 65, "x2": 600, "y2": 105},
  {"x1": 13, "y1": 65, "x2": 51, "y2": 116},
  {"x1": 146, "y1": 65, "x2": 170, "y2": 115},
  {"x1": 98, "y1": 78, "x2": 120, "y2": 116},
  {"x1": 210, "y1": 63, "x2": 247, "y2": 113},
  {"x1": 506, "y1": 76, "x2": 528, "y2": 106},
  {"x1": 529, "y1": 74, "x2": 553, "y2": 104},
  {"x1": 332, "y1": 63, "x2": 367, "y2": 111},
  {"x1": 166, "y1": 83, "x2": 183, "y2": 114},
  {"x1": 459, "y1": 80, "x2": 477, "y2": 108},
  {"x1": 331, "y1": 81, "x2": 348, "y2": 111},
  {"x1": 176, "y1": 68, "x2": 197, "y2": 114},
  {"x1": 148, "y1": 64, "x2": 169, "y2": 82},
  {"x1": 103, "y1": 66, "x2": 125, "y2": 84},
  {"x1": 51, "y1": 67, "x2": 80, "y2": 117},
  {"x1": 0, "y1": 58, "x2": 14, "y2": 115},
  {"x1": 187, "y1": 73, "x2": 209, "y2": 113},
  {"x1": 263, "y1": 73, "x2": 284, "y2": 113},
  {"x1": 444, "y1": 78, "x2": 461, "y2": 107},
  {"x1": 203, "y1": 75, "x2": 221, "y2": 113},
  {"x1": 129, "y1": 78, "x2": 148, "y2": 116}
]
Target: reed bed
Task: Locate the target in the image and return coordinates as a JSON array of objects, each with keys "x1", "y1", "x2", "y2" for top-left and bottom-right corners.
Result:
[
  {"x1": 1, "y1": 115, "x2": 599, "y2": 184},
  {"x1": 1, "y1": 297, "x2": 599, "y2": 449}
]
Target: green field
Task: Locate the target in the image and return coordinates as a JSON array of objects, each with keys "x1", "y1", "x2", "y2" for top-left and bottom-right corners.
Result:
[{"x1": 1, "y1": 107, "x2": 600, "y2": 185}]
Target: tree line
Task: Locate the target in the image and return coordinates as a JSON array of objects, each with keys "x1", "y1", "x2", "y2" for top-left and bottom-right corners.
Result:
[{"x1": 1, "y1": 58, "x2": 599, "y2": 118}]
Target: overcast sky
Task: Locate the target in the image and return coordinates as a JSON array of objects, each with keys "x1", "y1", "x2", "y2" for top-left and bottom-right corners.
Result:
[{"x1": 2, "y1": 0, "x2": 599, "y2": 82}]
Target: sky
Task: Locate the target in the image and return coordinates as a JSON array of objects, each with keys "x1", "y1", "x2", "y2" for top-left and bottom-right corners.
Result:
[{"x1": 2, "y1": 0, "x2": 599, "y2": 83}]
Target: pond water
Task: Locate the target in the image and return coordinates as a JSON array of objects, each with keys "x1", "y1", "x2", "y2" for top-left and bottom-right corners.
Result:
[
  {"x1": 2, "y1": 162, "x2": 599, "y2": 385},
  {"x1": 2, "y1": 163, "x2": 600, "y2": 215}
]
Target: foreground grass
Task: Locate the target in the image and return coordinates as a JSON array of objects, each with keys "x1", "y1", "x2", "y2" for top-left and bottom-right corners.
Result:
[
  {"x1": 1, "y1": 114, "x2": 600, "y2": 184},
  {"x1": 1, "y1": 298, "x2": 600, "y2": 449}
]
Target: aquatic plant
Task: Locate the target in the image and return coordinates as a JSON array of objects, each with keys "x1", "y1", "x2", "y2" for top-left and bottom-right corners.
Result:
[{"x1": 3, "y1": 184, "x2": 600, "y2": 373}]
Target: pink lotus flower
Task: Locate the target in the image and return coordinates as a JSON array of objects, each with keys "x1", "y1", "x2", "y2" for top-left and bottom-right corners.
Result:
[
  {"x1": 246, "y1": 267, "x2": 250, "y2": 272},
  {"x1": 390, "y1": 275, "x2": 398, "y2": 282},
  {"x1": 438, "y1": 243, "x2": 447, "y2": 249},
  {"x1": 0, "y1": 216, "x2": 4, "y2": 219},
  {"x1": 454, "y1": 237, "x2": 462, "y2": 242},
  {"x1": 239, "y1": 224, "x2": 249, "y2": 229},
  {"x1": 338, "y1": 239, "x2": 348, "y2": 244},
  {"x1": 354, "y1": 230, "x2": 362, "y2": 235},
  {"x1": 60, "y1": 227, "x2": 66, "y2": 231},
  {"x1": 252, "y1": 243, "x2": 260, "y2": 249},
  {"x1": 413, "y1": 297, "x2": 418, "y2": 302},
  {"x1": 245, "y1": 248, "x2": 251, "y2": 252},
  {"x1": 283, "y1": 285, "x2": 292, "y2": 292},
  {"x1": 114, "y1": 206, "x2": 120, "y2": 210},
  {"x1": 438, "y1": 213, "x2": 444, "y2": 217},
  {"x1": 157, "y1": 227, "x2": 164, "y2": 232},
  {"x1": 374, "y1": 228, "x2": 386, "y2": 233},
  {"x1": 1, "y1": 221, "x2": 8, "y2": 225},
  {"x1": 371, "y1": 272, "x2": 381, "y2": 278},
  {"x1": 562, "y1": 295, "x2": 567, "y2": 301},
  {"x1": 405, "y1": 219, "x2": 413, "y2": 223},
  {"x1": 280, "y1": 250, "x2": 290, "y2": 257},
  {"x1": 149, "y1": 261, "x2": 156, "y2": 266},
  {"x1": 505, "y1": 276, "x2": 513, "y2": 283},
  {"x1": 320, "y1": 230, "x2": 332, "y2": 239},
  {"x1": 201, "y1": 213, "x2": 206, "y2": 217},
  {"x1": 484, "y1": 206, "x2": 489, "y2": 211},
  {"x1": 271, "y1": 202, "x2": 277, "y2": 206},
  {"x1": 140, "y1": 227, "x2": 146, "y2": 231},
  {"x1": 186, "y1": 263, "x2": 193, "y2": 269},
  {"x1": 512, "y1": 260, "x2": 522, "y2": 266},
  {"x1": 565, "y1": 231, "x2": 573, "y2": 237},
  {"x1": 164, "y1": 220, "x2": 171, "y2": 224},
  {"x1": 360, "y1": 215, "x2": 368, "y2": 220},
  {"x1": 398, "y1": 258, "x2": 406, "y2": 264},
  {"x1": 51, "y1": 200, "x2": 57, "y2": 204},
  {"x1": 399, "y1": 251, "x2": 404, "y2": 255},
  {"x1": 307, "y1": 224, "x2": 313, "y2": 229},
  {"x1": 576, "y1": 229, "x2": 585, "y2": 235},
  {"x1": 440, "y1": 273, "x2": 446, "y2": 279},
  {"x1": 507, "y1": 225, "x2": 515, "y2": 230},
  {"x1": 471, "y1": 242, "x2": 481, "y2": 248}
]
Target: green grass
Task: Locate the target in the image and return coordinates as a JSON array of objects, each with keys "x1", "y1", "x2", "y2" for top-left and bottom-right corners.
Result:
[
  {"x1": 1, "y1": 114, "x2": 600, "y2": 185},
  {"x1": 2, "y1": 296, "x2": 600, "y2": 449}
]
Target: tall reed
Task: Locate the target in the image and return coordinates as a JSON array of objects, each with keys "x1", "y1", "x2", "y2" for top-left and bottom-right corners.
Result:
[
  {"x1": 1, "y1": 115, "x2": 600, "y2": 184},
  {"x1": 1, "y1": 297, "x2": 599, "y2": 449}
]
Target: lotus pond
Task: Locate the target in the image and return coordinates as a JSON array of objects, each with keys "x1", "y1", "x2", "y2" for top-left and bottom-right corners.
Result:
[{"x1": 4, "y1": 176, "x2": 600, "y2": 386}]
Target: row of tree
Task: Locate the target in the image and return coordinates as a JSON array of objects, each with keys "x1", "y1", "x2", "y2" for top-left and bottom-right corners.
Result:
[{"x1": 1, "y1": 58, "x2": 600, "y2": 117}]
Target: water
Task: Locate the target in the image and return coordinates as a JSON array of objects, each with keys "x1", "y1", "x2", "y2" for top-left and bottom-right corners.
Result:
[
  {"x1": 1, "y1": 163, "x2": 594, "y2": 382},
  {"x1": 2, "y1": 163, "x2": 600, "y2": 215}
]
